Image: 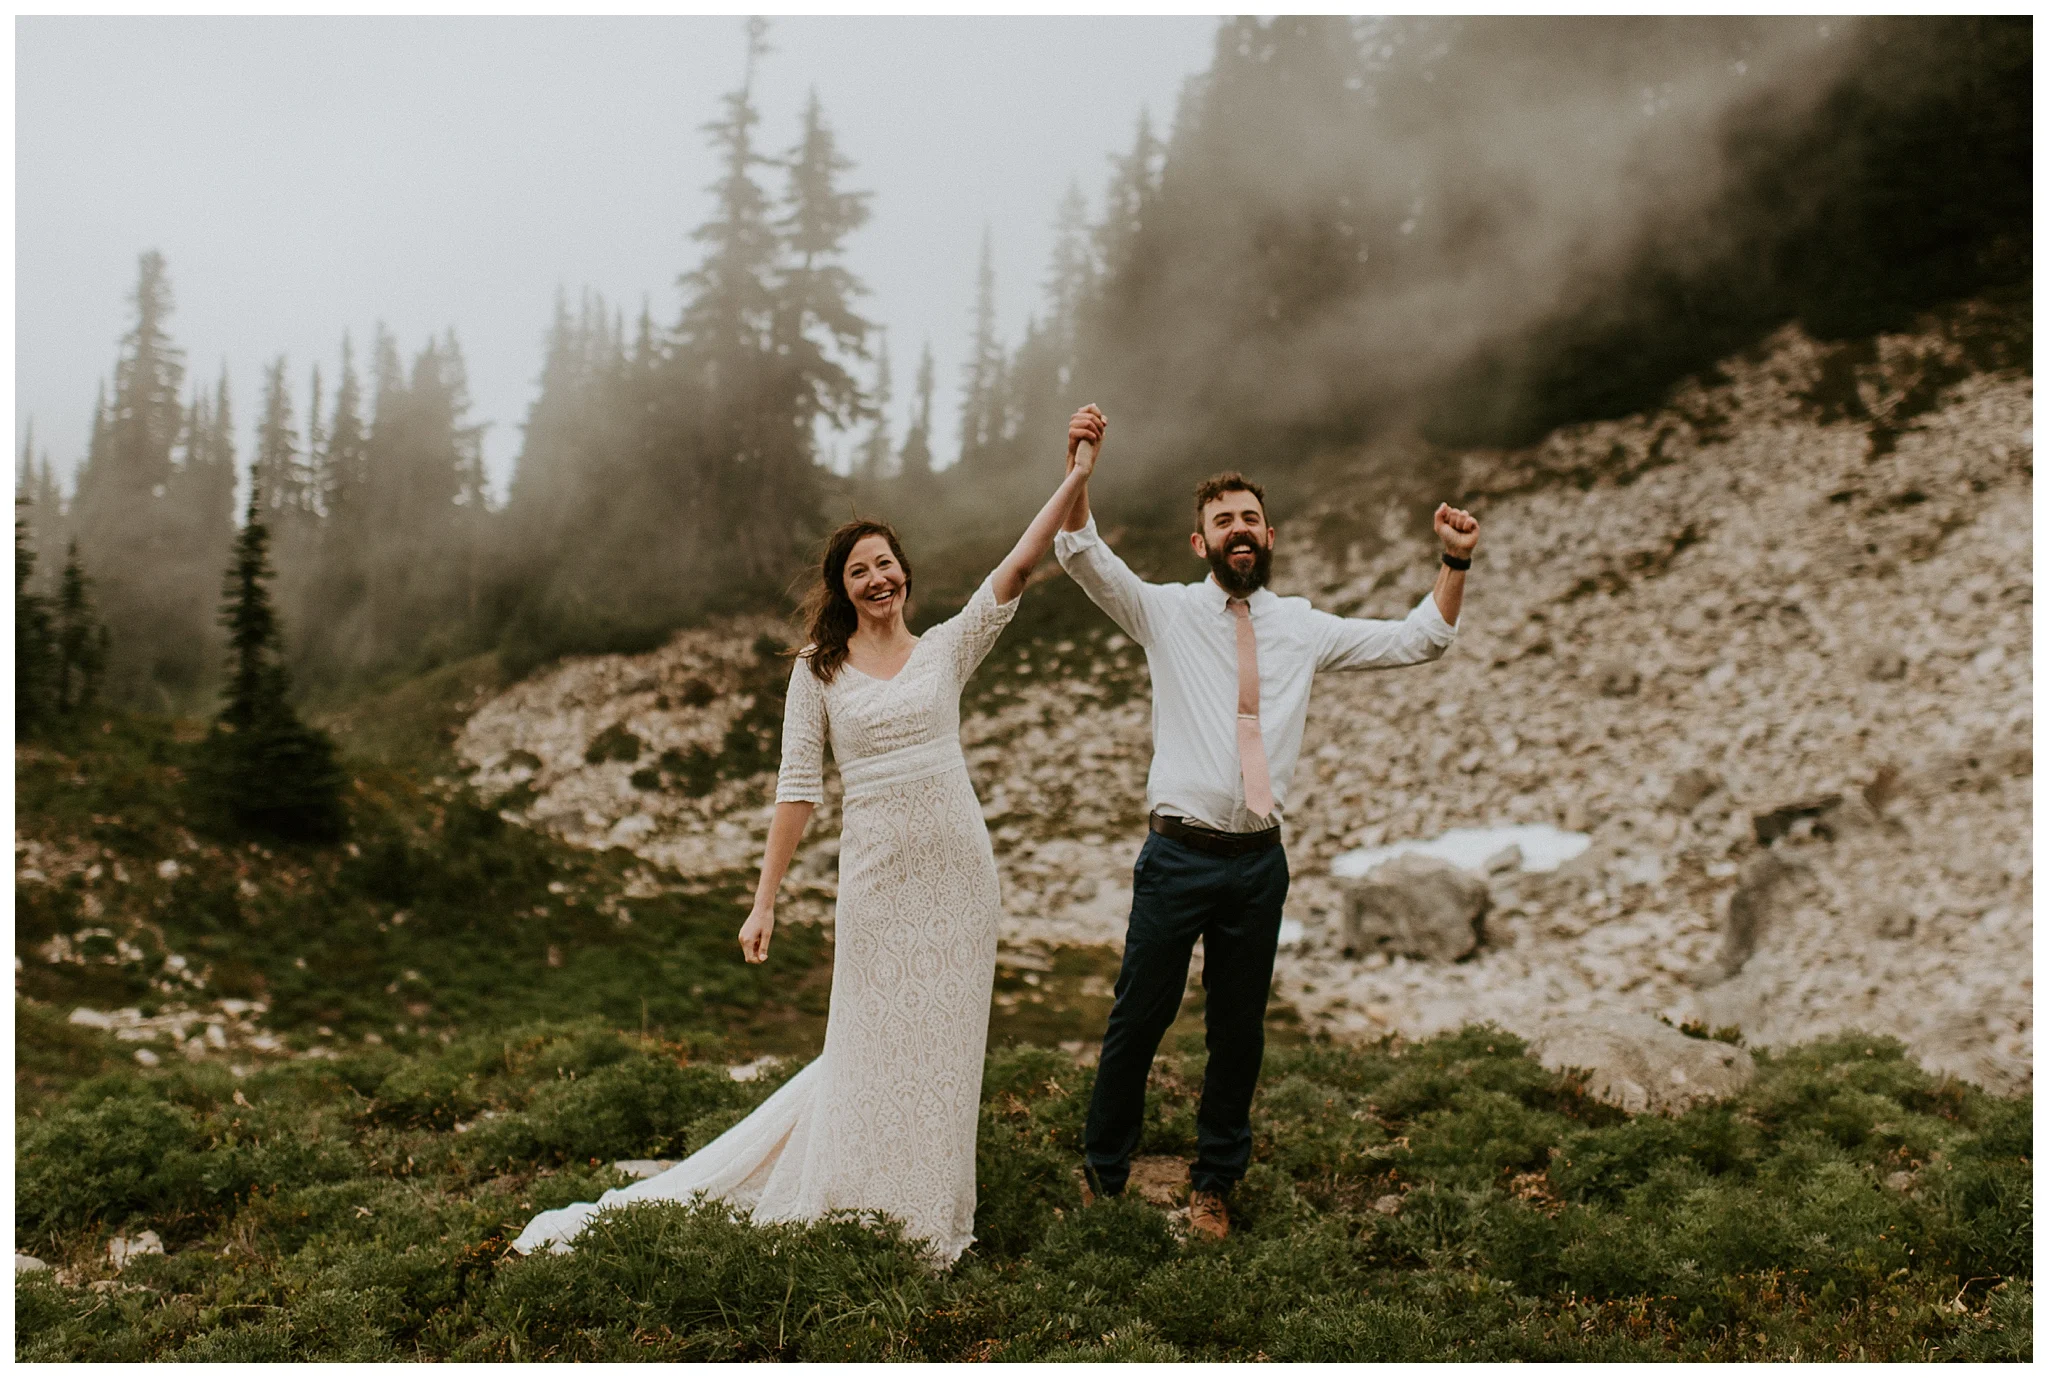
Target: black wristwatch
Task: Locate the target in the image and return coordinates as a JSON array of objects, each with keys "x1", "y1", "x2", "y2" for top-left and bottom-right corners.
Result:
[{"x1": 1441, "y1": 552, "x2": 1471, "y2": 571}]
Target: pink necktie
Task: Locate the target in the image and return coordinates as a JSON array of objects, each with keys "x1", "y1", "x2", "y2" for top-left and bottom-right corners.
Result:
[{"x1": 1227, "y1": 598, "x2": 1276, "y2": 819}]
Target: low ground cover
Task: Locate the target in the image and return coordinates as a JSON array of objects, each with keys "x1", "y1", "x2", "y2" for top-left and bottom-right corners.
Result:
[{"x1": 15, "y1": 1024, "x2": 2029, "y2": 1361}]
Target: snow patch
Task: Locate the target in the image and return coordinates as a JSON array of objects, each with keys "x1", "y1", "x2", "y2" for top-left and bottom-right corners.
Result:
[{"x1": 1330, "y1": 823, "x2": 1591, "y2": 879}]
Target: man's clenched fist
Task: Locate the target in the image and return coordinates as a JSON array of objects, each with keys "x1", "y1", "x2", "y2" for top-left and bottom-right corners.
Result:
[{"x1": 1434, "y1": 503, "x2": 1479, "y2": 559}]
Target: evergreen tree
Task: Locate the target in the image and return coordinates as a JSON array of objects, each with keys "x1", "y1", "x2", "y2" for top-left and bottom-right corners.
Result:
[
  {"x1": 70, "y1": 252, "x2": 192, "y2": 708},
  {"x1": 957, "y1": 228, "x2": 1005, "y2": 467},
  {"x1": 253, "y1": 356, "x2": 313, "y2": 523},
  {"x1": 898, "y1": 341, "x2": 936, "y2": 480},
  {"x1": 676, "y1": 18, "x2": 779, "y2": 381},
  {"x1": 774, "y1": 87, "x2": 872, "y2": 420},
  {"x1": 1044, "y1": 181, "x2": 1095, "y2": 381},
  {"x1": 764, "y1": 84, "x2": 874, "y2": 549},
  {"x1": 323, "y1": 336, "x2": 369, "y2": 527},
  {"x1": 53, "y1": 540, "x2": 108, "y2": 713},
  {"x1": 32, "y1": 452, "x2": 66, "y2": 580},
  {"x1": 15, "y1": 496, "x2": 56, "y2": 737},
  {"x1": 304, "y1": 364, "x2": 327, "y2": 518},
  {"x1": 15, "y1": 425, "x2": 63, "y2": 597},
  {"x1": 1093, "y1": 109, "x2": 1163, "y2": 291},
  {"x1": 201, "y1": 485, "x2": 346, "y2": 842},
  {"x1": 856, "y1": 330, "x2": 893, "y2": 478}
]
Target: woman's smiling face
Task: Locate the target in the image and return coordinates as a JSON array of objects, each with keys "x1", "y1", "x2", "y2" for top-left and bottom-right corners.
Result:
[{"x1": 844, "y1": 533, "x2": 908, "y2": 626}]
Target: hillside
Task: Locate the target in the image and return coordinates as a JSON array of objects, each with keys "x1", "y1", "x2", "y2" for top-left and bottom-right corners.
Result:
[
  {"x1": 456, "y1": 297, "x2": 2032, "y2": 1093},
  {"x1": 14, "y1": 298, "x2": 2031, "y2": 1363}
]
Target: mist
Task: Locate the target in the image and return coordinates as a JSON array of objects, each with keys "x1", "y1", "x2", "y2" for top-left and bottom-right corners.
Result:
[
  {"x1": 15, "y1": 15, "x2": 2028, "y2": 712},
  {"x1": 1076, "y1": 17, "x2": 1854, "y2": 475}
]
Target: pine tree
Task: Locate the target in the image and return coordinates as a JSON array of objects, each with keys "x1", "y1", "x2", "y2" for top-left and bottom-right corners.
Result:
[
  {"x1": 32, "y1": 452, "x2": 66, "y2": 578},
  {"x1": 1045, "y1": 181, "x2": 1095, "y2": 379},
  {"x1": 676, "y1": 18, "x2": 779, "y2": 383},
  {"x1": 15, "y1": 425, "x2": 59, "y2": 598},
  {"x1": 253, "y1": 357, "x2": 313, "y2": 523},
  {"x1": 304, "y1": 363, "x2": 327, "y2": 518},
  {"x1": 1094, "y1": 109, "x2": 1163, "y2": 289},
  {"x1": 774, "y1": 87, "x2": 872, "y2": 417},
  {"x1": 70, "y1": 252, "x2": 191, "y2": 707},
  {"x1": 53, "y1": 540, "x2": 107, "y2": 713},
  {"x1": 856, "y1": 330, "x2": 893, "y2": 478},
  {"x1": 958, "y1": 228, "x2": 1005, "y2": 467},
  {"x1": 202, "y1": 485, "x2": 346, "y2": 842},
  {"x1": 898, "y1": 341, "x2": 936, "y2": 479},
  {"x1": 15, "y1": 496, "x2": 56, "y2": 737},
  {"x1": 323, "y1": 335, "x2": 368, "y2": 528}
]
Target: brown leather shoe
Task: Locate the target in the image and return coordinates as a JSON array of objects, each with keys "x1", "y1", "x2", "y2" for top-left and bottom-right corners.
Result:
[{"x1": 1188, "y1": 1189, "x2": 1230, "y2": 1241}]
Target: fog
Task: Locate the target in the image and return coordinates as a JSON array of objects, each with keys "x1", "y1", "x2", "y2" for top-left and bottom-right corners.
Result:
[
  {"x1": 29, "y1": 14, "x2": 2007, "y2": 714},
  {"x1": 16, "y1": 16, "x2": 1217, "y2": 494},
  {"x1": 1076, "y1": 16, "x2": 1858, "y2": 472}
]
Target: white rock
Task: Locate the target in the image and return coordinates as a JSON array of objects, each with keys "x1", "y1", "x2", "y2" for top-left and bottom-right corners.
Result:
[
  {"x1": 1528, "y1": 1014, "x2": 1754, "y2": 1114},
  {"x1": 612, "y1": 1160, "x2": 677, "y2": 1180},
  {"x1": 15, "y1": 1254, "x2": 49, "y2": 1273},
  {"x1": 1332, "y1": 824, "x2": 1591, "y2": 879},
  {"x1": 106, "y1": 1230, "x2": 164, "y2": 1270}
]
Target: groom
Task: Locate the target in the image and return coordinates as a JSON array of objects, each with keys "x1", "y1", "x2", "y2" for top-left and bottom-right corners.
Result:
[{"x1": 1055, "y1": 404, "x2": 1479, "y2": 1240}]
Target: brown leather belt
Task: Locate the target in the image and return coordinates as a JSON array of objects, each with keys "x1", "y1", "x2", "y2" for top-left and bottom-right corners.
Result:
[{"x1": 1149, "y1": 811, "x2": 1282, "y2": 857}]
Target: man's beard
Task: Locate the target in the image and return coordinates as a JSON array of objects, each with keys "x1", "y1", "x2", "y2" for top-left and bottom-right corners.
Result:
[{"x1": 1207, "y1": 533, "x2": 1272, "y2": 598}]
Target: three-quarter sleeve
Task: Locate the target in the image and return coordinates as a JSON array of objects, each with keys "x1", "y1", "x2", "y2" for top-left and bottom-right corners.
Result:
[
  {"x1": 1312, "y1": 592, "x2": 1459, "y2": 673},
  {"x1": 940, "y1": 574, "x2": 1023, "y2": 684},
  {"x1": 774, "y1": 655, "x2": 828, "y2": 804}
]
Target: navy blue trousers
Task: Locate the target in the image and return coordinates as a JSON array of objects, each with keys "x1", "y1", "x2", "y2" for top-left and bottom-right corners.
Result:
[{"x1": 1083, "y1": 830, "x2": 1290, "y2": 1197}]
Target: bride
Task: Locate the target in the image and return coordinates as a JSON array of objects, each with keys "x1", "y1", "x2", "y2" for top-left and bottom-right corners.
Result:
[{"x1": 512, "y1": 410, "x2": 1108, "y2": 1265}]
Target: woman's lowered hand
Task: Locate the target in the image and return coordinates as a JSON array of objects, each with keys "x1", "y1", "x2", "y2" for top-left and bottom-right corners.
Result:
[{"x1": 739, "y1": 902, "x2": 776, "y2": 964}]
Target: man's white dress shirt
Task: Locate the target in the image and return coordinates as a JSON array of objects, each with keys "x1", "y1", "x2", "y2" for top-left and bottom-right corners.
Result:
[{"x1": 1055, "y1": 516, "x2": 1460, "y2": 833}]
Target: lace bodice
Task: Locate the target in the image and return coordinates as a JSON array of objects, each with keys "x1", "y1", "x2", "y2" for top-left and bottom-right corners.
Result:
[{"x1": 776, "y1": 575, "x2": 1018, "y2": 803}]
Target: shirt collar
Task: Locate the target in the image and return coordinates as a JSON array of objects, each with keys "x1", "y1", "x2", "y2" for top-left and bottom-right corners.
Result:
[{"x1": 1196, "y1": 576, "x2": 1278, "y2": 613}]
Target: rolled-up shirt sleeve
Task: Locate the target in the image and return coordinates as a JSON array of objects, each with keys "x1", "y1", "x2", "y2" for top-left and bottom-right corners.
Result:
[
  {"x1": 774, "y1": 656, "x2": 827, "y2": 804},
  {"x1": 1313, "y1": 593, "x2": 1459, "y2": 672},
  {"x1": 1054, "y1": 515, "x2": 1169, "y2": 648}
]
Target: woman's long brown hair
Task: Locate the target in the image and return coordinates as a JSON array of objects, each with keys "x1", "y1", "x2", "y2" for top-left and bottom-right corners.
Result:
[{"x1": 795, "y1": 520, "x2": 913, "y2": 684}]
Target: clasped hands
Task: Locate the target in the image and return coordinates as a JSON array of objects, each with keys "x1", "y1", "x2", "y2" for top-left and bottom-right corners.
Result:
[{"x1": 1066, "y1": 405, "x2": 1107, "y2": 477}]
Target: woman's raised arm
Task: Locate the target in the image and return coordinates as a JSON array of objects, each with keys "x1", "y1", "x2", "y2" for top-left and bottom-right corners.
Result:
[{"x1": 990, "y1": 408, "x2": 1105, "y2": 604}]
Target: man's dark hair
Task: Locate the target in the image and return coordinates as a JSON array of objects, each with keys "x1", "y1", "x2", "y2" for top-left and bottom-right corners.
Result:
[{"x1": 1192, "y1": 472, "x2": 1266, "y2": 528}]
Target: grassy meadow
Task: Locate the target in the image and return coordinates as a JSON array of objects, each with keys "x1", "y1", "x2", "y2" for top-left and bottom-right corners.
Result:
[{"x1": 13, "y1": 701, "x2": 2032, "y2": 1361}]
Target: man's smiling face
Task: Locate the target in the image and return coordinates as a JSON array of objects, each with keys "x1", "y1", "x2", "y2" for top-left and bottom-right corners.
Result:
[{"x1": 1193, "y1": 488, "x2": 1274, "y2": 597}]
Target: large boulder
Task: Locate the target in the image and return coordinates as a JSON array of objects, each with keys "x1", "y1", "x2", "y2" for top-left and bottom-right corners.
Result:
[
  {"x1": 1528, "y1": 1014, "x2": 1755, "y2": 1115},
  {"x1": 1339, "y1": 854, "x2": 1489, "y2": 962}
]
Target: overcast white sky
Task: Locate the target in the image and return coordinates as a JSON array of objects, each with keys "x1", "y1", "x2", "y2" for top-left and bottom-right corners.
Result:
[{"x1": 16, "y1": 16, "x2": 1219, "y2": 497}]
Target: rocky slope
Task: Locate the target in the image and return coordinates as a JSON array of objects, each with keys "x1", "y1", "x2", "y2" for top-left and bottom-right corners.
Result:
[{"x1": 457, "y1": 305, "x2": 2032, "y2": 1093}]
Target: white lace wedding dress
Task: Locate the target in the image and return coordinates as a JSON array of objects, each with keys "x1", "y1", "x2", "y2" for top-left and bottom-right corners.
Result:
[{"x1": 511, "y1": 576, "x2": 1019, "y2": 1265}]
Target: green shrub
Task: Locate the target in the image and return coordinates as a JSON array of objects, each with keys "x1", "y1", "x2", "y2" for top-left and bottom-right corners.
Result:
[
  {"x1": 1032, "y1": 1193, "x2": 1180, "y2": 1280},
  {"x1": 461, "y1": 1056, "x2": 752, "y2": 1171},
  {"x1": 483, "y1": 1199, "x2": 937, "y2": 1360},
  {"x1": 361, "y1": 1061, "x2": 480, "y2": 1132},
  {"x1": 1927, "y1": 1095, "x2": 2033, "y2": 1281},
  {"x1": 9, "y1": 1024, "x2": 2031, "y2": 1362},
  {"x1": 1549, "y1": 1106, "x2": 1758, "y2": 1204},
  {"x1": 1270, "y1": 1296, "x2": 1444, "y2": 1361},
  {"x1": 16, "y1": 1084, "x2": 210, "y2": 1235}
]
